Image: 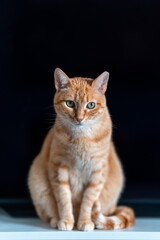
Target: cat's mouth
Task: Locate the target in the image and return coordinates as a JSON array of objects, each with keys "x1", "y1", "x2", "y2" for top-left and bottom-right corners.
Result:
[
  {"x1": 73, "y1": 117, "x2": 86, "y2": 127},
  {"x1": 75, "y1": 120, "x2": 85, "y2": 126},
  {"x1": 75, "y1": 121, "x2": 83, "y2": 126},
  {"x1": 76, "y1": 123, "x2": 83, "y2": 126}
]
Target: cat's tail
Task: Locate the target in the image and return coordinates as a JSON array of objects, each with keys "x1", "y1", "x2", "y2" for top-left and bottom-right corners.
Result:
[{"x1": 92, "y1": 202, "x2": 135, "y2": 230}]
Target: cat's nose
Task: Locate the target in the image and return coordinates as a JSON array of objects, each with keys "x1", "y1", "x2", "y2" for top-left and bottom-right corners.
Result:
[{"x1": 76, "y1": 117, "x2": 84, "y2": 123}]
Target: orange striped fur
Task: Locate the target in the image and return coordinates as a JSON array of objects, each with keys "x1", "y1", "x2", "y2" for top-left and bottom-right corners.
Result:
[{"x1": 28, "y1": 68, "x2": 135, "y2": 231}]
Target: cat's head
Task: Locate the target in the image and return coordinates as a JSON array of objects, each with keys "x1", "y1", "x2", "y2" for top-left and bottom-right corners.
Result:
[{"x1": 53, "y1": 68, "x2": 109, "y2": 127}]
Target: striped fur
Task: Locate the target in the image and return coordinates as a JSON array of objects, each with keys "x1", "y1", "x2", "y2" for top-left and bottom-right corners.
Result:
[
  {"x1": 92, "y1": 201, "x2": 135, "y2": 230},
  {"x1": 28, "y1": 68, "x2": 135, "y2": 231}
]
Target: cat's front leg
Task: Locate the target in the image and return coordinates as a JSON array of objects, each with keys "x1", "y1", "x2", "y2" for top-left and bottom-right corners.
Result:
[
  {"x1": 77, "y1": 169, "x2": 104, "y2": 231},
  {"x1": 48, "y1": 163, "x2": 74, "y2": 231}
]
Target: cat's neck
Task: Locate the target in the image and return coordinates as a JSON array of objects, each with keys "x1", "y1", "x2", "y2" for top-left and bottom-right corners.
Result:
[{"x1": 54, "y1": 108, "x2": 112, "y2": 140}]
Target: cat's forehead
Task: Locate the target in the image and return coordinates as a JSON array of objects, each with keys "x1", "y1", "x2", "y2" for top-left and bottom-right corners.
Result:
[
  {"x1": 70, "y1": 77, "x2": 93, "y2": 90},
  {"x1": 69, "y1": 77, "x2": 94, "y2": 101},
  {"x1": 71, "y1": 77, "x2": 93, "y2": 84}
]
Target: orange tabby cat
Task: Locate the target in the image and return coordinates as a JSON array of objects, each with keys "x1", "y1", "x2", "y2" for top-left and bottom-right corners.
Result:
[{"x1": 28, "y1": 68, "x2": 135, "y2": 231}]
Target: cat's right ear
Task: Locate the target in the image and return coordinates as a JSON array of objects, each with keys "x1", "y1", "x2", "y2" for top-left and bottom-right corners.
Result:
[{"x1": 54, "y1": 68, "x2": 70, "y2": 91}]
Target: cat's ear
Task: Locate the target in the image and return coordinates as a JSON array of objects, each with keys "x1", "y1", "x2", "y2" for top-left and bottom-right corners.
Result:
[
  {"x1": 54, "y1": 68, "x2": 70, "y2": 91},
  {"x1": 92, "y1": 71, "x2": 109, "y2": 94}
]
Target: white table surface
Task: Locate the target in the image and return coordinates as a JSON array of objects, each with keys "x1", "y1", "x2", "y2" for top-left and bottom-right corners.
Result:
[{"x1": 0, "y1": 208, "x2": 160, "y2": 240}]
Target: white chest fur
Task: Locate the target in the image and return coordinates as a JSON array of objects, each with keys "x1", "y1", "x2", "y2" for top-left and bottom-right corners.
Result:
[{"x1": 68, "y1": 145, "x2": 93, "y2": 197}]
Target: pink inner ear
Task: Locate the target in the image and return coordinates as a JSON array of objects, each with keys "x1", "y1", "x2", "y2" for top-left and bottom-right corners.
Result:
[
  {"x1": 99, "y1": 78, "x2": 108, "y2": 93},
  {"x1": 55, "y1": 76, "x2": 63, "y2": 91},
  {"x1": 54, "y1": 68, "x2": 69, "y2": 90},
  {"x1": 56, "y1": 78, "x2": 62, "y2": 89},
  {"x1": 94, "y1": 71, "x2": 109, "y2": 94}
]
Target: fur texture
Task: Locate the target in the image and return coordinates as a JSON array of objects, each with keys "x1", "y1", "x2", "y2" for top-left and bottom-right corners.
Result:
[{"x1": 28, "y1": 68, "x2": 135, "y2": 231}]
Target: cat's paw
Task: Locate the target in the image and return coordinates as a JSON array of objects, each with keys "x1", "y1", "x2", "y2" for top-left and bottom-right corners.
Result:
[
  {"x1": 57, "y1": 219, "x2": 74, "y2": 231},
  {"x1": 50, "y1": 218, "x2": 58, "y2": 228},
  {"x1": 77, "y1": 220, "x2": 95, "y2": 231}
]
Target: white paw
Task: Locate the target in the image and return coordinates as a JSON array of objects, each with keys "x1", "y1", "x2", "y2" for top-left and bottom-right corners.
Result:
[
  {"x1": 57, "y1": 219, "x2": 74, "y2": 231},
  {"x1": 77, "y1": 220, "x2": 94, "y2": 231}
]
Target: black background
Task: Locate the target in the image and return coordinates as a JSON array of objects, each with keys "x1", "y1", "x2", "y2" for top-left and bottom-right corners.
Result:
[{"x1": 1, "y1": 0, "x2": 160, "y2": 199}]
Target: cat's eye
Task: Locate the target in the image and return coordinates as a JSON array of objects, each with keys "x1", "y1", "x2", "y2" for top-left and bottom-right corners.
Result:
[
  {"x1": 66, "y1": 100, "x2": 75, "y2": 108},
  {"x1": 86, "y1": 102, "x2": 96, "y2": 109}
]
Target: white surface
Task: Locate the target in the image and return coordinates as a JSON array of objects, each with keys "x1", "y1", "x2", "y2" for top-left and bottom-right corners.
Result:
[{"x1": 0, "y1": 208, "x2": 160, "y2": 240}]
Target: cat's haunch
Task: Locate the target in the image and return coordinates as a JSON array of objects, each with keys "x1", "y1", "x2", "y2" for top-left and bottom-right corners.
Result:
[{"x1": 28, "y1": 68, "x2": 135, "y2": 231}]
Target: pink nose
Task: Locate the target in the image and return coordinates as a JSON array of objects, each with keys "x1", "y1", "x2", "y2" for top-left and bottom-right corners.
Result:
[{"x1": 76, "y1": 117, "x2": 84, "y2": 123}]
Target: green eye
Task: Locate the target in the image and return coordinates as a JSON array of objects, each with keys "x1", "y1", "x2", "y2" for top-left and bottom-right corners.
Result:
[
  {"x1": 86, "y1": 102, "x2": 95, "y2": 109},
  {"x1": 66, "y1": 100, "x2": 75, "y2": 108}
]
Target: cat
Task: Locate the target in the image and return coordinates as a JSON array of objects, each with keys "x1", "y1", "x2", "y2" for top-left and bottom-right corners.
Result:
[{"x1": 28, "y1": 68, "x2": 135, "y2": 231}]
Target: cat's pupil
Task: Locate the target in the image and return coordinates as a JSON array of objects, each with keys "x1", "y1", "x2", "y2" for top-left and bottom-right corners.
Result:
[
  {"x1": 66, "y1": 100, "x2": 75, "y2": 108},
  {"x1": 87, "y1": 102, "x2": 95, "y2": 109}
]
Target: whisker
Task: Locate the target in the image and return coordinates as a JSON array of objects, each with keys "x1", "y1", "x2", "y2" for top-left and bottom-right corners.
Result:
[
  {"x1": 45, "y1": 125, "x2": 53, "y2": 131},
  {"x1": 43, "y1": 105, "x2": 54, "y2": 110}
]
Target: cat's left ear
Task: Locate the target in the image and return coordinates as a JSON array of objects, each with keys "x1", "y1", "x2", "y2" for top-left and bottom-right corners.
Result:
[
  {"x1": 54, "y1": 68, "x2": 70, "y2": 91},
  {"x1": 92, "y1": 71, "x2": 109, "y2": 94}
]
